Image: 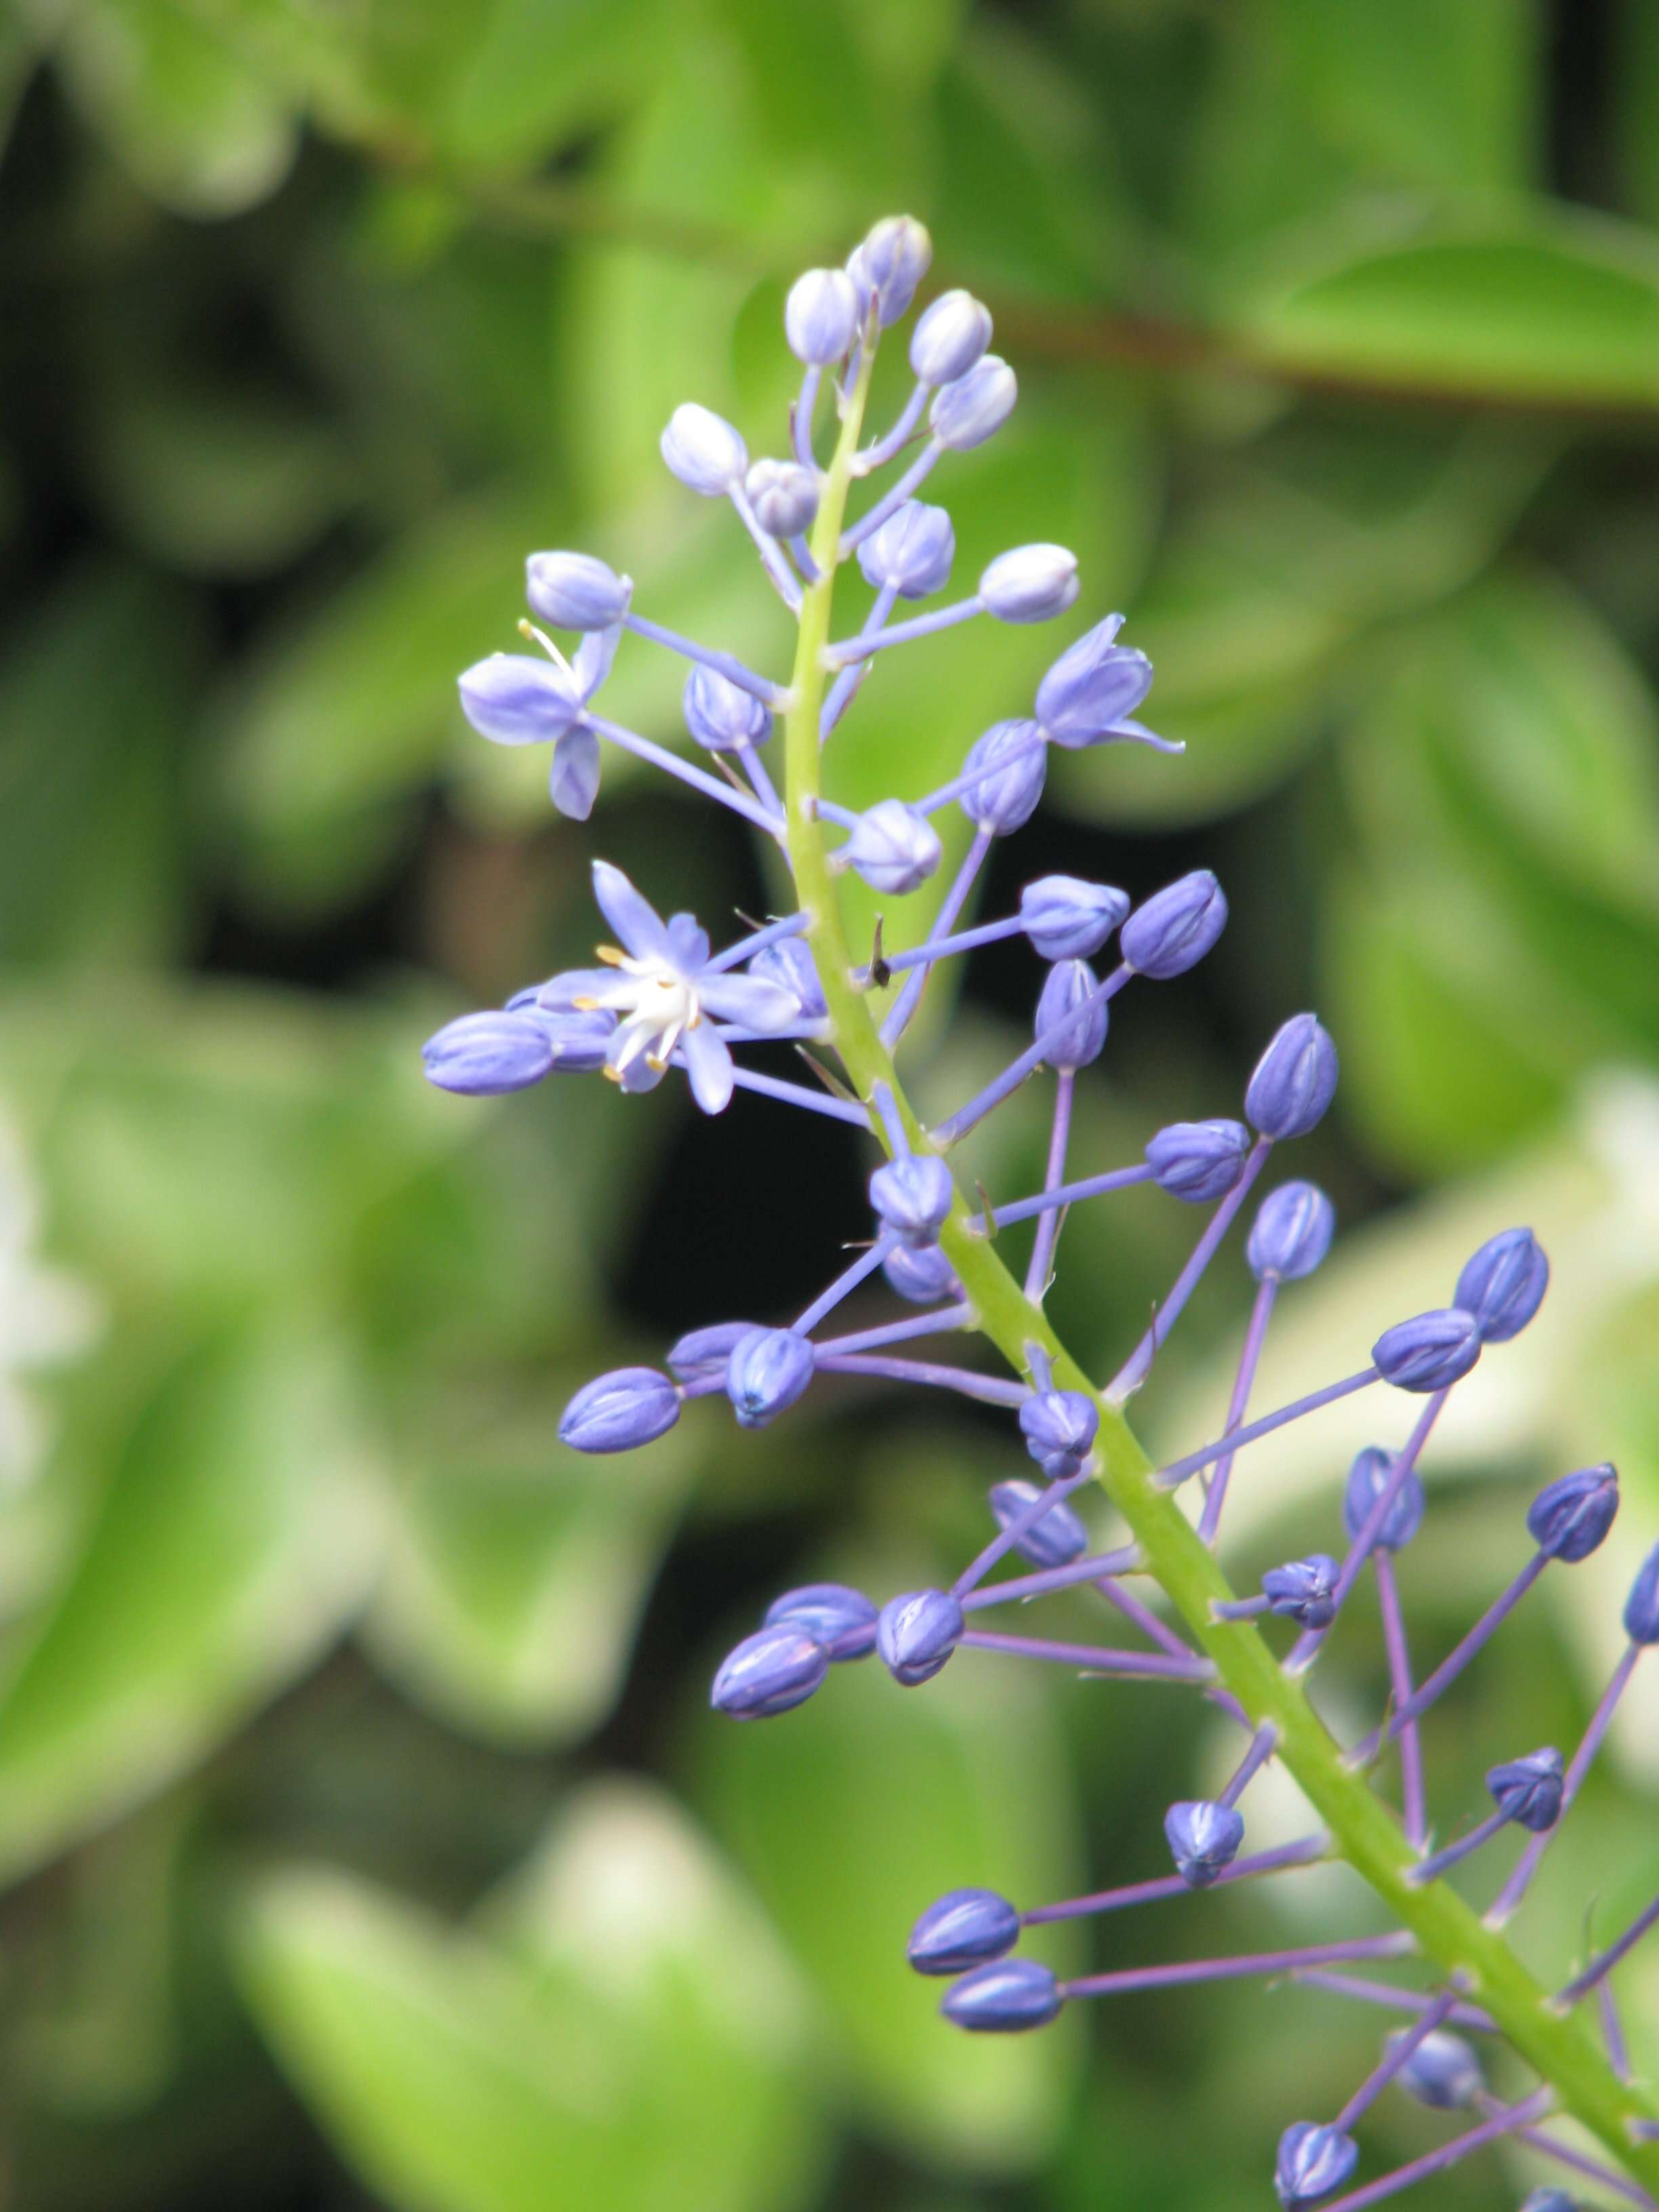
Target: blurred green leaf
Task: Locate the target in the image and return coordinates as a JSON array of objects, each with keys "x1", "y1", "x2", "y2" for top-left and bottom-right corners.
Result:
[
  {"x1": 936, "y1": 22, "x2": 1126, "y2": 300},
  {"x1": 1237, "y1": 208, "x2": 1659, "y2": 409},
  {"x1": 1326, "y1": 569, "x2": 1659, "y2": 1173},
  {"x1": 446, "y1": 0, "x2": 667, "y2": 169},
  {"x1": 1267, "y1": 0, "x2": 1538, "y2": 195},
  {"x1": 1177, "y1": 0, "x2": 1537, "y2": 268},
  {"x1": 52, "y1": 0, "x2": 300, "y2": 217},
  {"x1": 694, "y1": 1593, "x2": 1084, "y2": 2172},
  {"x1": 0, "y1": 562, "x2": 200, "y2": 968},
  {"x1": 215, "y1": 497, "x2": 534, "y2": 914},
  {"x1": 82, "y1": 380, "x2": 347, "y2": 580},
  {"x1": 237, "y1": 1781, "x2": 822, "y2": 2212},
  {"x1": 0, "y1": 1320, "x2": 379, "y2": 1887},
  {"x1": 364, "y1": 1400, "x2": 694, "y2": 1748}
]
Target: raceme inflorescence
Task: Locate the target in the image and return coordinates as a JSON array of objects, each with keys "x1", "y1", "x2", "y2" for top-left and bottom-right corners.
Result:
[{"x1": 424, "y1": 216, "x2": 1659, "y2": 2210}]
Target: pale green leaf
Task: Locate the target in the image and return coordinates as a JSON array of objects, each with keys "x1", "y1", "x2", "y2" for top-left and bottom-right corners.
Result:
[{"x1": 0, "y1": 1321, "x2": 380, "y2": 1885}]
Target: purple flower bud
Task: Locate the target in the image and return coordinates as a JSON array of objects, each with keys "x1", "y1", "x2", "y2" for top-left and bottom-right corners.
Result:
[
  {"x1": 666, "y1": 1321, "x2": 755, "y2": 1387},
  {"x1": 726, "y1": 1327, "x2": 815, "y2": 1429},
  {"x1": 1275, "y1": 2122, "x2": 1359, "y2": 2209},
  {"x1": 1019, "y1": 1387, "x2": 1099, "y2": 1480},
  {"x1": 849, "y1": 215, "x2": 932, "y2": 327},
  {"x1": 684, "y1": 663, "x2": 772, "y2": 752},
  {"x1": 1525, "y1": 1464, "x2": 1617, "y2": 1563},
  {"x1": 1454, "y1": 1227, "x2": 1549, "y2": 1344},
  {"x1": 1146, "y1": 1120, "x2": 1252, "y2": 1204},
  {"x1": 661, "y1": 402, "x2": 747, "y2": 495},
  {"x1": 907, "y1": 1887, "x2": 1019, "y2": 1973},
  {"x1": 1246, "y1": 1015, "x2": 1339, "y2": 1141},
  {"x1": 1519, "y1": 2194, "x2": 1576, "y2": 2212},
  {"x1": 745, "y1": 457, "x2": 819, "y2": 538},
  {"x1": 1487, "y1": 1746, "x2": 1564, "y2": 1832},
  {"x1": 884, "y1": 1242, "x2": 960, "y2": 1305},
  {"x1": 1033, "y1": 616, "x2": 1154, "y2": 747},
  {"x1": 941, "y1": 1957, "x2": 1061, "y2": 2032},
  {"x1": 785, "y1": 267, "x2": 860, "y2": 364},
  {"x1": 422, "y1": 1009, "x2": 555, "y2": 1096},
  {"x1": 710, "y1": 1623, "x2": 829, "y2": 1719},
  {"x1": 524, "y1": 551, "x2": 631, "y2": 631},
  {"x1": 959, "y1": 718, "x2": 1048, "y2": 835},
  {"x1": 869, "y1": 1153, "x2": 955, "y2": 1247},
  {"x1": 979, "y1": 544, "x2": 1080, "y2": 624},
  {"x1": 750, "y1": 937, "x2": 825, "y2": 1021},
  {"x1": 877, "y1": 1589, "x2": 964, "y2": 1685},
  {"x1": 1343, "y1": 1446, "x2": 1425, "y2": 1553},
  {"x1": 763, "y1": 1583, "x2": 878, "y2": 1662},
  {"x1": 857, "y1": 501, "x2": 955, "y2": 599},
  {"x1": 558, "y1": 1366, "x2": 680, "y2": 1453},
  {"x1": 1019, "y1": 875, "x2": 1129, "y2": 961},
  {"x1": 1120, "y1": 871, "x2": 1228, "y2": 980},
  {"x1": 910, "y1": 289, "x2": 993, "y2": 385},
  {"x1": 1035, "y1": 960, "x2": 1109, "y2": 1072},
  {"x1": 838, "y1": 800, "x2": 942, "y2": 895},
  {"x1": 457, "y1": 654, "x2": 582, "y2": 746},
  {"x1": 1389, "y1": 2028, "x2": 1482, "y2": 2110},
  {"x1": 1624, "y1": 1542, "x2": 1659, "y2": 1645},
  {"x1": 988, "y1": 1478, "x2": 1090, "y2": 1568},
  {"x1": 930, "y1": 355, "x2": 1017, "y2": 450},
  {"x1": 1165, "y1": 1799, "x2": 1246, "y2": 1888},
  {"x1": 1372, "y1": 1309, "x2": 1482, "y2": 1393},
  {"x1": 533, "y1": 1007, "x2": 617, "y2": 1073},
  {"x1": 1262, "y1": 1554, "x2": 1340, "y2": 1629},
  {"x1": 1247, "y1": 1182, "x2": 1336, "y2": 1283}
]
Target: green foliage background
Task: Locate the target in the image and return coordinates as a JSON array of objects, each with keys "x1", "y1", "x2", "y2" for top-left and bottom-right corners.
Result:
[{"x1": 1, "y1": 3, "x2": 1658, "y2": 2207}]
